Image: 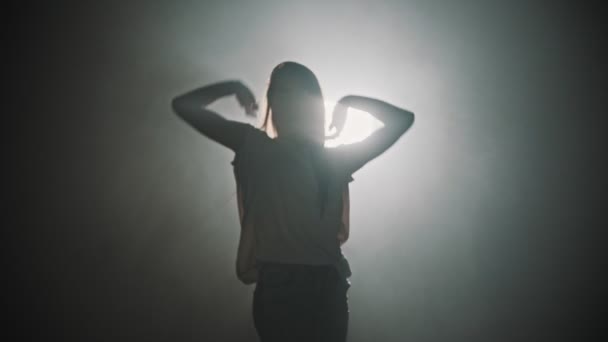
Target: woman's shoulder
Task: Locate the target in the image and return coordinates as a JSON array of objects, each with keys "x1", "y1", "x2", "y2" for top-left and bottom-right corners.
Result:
[
  {"x1": 238, "y1": 124, "x2": 275, "y2": 149},
  {"x1": 231, "y1": 124, "x2": 274, "y2": 166}
]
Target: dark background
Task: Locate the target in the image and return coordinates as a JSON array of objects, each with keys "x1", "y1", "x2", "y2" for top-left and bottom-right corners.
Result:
[{"x1": 7, "y1": 0, "x2": 604, "y2": 341}]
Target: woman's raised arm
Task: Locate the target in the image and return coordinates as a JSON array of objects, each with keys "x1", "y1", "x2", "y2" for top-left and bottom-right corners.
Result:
[
  {"x1": 328, "y1": 95, "x2": 415, "y2": 176},
  {"x1": 171, "y1": 80, "x2": 258, "y2": 151}
]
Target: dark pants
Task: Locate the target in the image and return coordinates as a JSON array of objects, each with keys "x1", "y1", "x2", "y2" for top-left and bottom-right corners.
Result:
[{"x1": 253, "y1": 262, "x2": 350, "y2": 342}]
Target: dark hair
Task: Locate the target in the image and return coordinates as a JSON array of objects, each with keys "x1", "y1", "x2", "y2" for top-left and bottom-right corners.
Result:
[
  {"x1": 261, "y1": 61, "x2": 325, "y2": 141},
  {"x1": 260, "y1": 62, "x2": 330, "y2": 217}
]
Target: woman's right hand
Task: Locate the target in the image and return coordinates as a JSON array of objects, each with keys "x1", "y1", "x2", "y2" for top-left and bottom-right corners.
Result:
[{"x1": 233, "y1": 81, "x2": 258, "y2": 117}]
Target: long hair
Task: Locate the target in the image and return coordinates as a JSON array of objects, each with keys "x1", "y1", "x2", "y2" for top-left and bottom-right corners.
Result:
[{"x1": 260, "y1": 62, "x2": 330, "y2": 217}]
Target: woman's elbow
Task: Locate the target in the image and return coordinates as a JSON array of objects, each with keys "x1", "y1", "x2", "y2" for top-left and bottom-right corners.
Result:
[
  {"x1": 171, "y1": 97, "x2": 185, "y2": 115},
  {"x1": 398, "y1": 111, "x2": 415, "y2": 132},
  {"x1": 404, "y1": 110, "x2": 415, "y2": 123}
]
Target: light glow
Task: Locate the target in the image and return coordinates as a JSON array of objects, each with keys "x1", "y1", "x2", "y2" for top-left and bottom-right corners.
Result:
[{"x1": 324, "y1": 101, "x2": 384, "y2": 147}]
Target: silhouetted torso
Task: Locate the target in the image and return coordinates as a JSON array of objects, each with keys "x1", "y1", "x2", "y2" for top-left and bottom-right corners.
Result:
[{"x1": 231, "y1": 124, "x2": 353, "y2": 277}]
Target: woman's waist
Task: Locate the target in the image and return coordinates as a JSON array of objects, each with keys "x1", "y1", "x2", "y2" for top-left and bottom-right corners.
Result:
[
  {"x1": 256, "y1": 254, "x2": 351, "y2": 279},
  {"x1": 255, "y1": 260, "x2": 351, "y2": 290}
]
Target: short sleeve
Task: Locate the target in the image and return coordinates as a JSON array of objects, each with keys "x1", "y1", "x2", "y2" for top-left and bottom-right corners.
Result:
[
  {"x1": 230, "y1": 124, "x2": 259, "y2": 167},
  {"x1": 230, "y1": 124, "x2": 271, "y2": 170},
  {"x1": 326, "y1": 148, "x2": 356, "y2": 184}
]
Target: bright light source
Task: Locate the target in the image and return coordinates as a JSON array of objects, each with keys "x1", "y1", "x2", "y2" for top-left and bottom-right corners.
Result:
[{"x1": 324, "y1": 101, "x2": 384, "y2": 147}]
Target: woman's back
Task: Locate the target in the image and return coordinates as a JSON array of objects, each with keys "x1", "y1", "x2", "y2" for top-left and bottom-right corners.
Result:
[{"x1": 232, "y1": 124, "x2": 354, "y2": 276}]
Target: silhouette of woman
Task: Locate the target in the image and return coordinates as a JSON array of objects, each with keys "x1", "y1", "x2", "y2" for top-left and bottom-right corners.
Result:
[{"x1": 172, "y1": 61, "x2": 414, "y2": 342}]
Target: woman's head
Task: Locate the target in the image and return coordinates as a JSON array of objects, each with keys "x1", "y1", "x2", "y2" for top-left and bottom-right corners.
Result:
[{"x1": 261, "y1": 62, "x2": 325, "y2": 145}]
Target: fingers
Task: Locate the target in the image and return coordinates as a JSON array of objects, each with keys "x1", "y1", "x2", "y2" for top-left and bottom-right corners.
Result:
[
  {"x1": 232, "y1": 81, "x2": 259, "y2": 117},
  {"x1": 325, "y1": 125, "x2": 340, "y2": 139},
  {"x1": 245, "y1": 102, "x2": 258, "y2": 117},
  {"x1": 236, "y1": 90, "x2": 257, "y2": 111}
]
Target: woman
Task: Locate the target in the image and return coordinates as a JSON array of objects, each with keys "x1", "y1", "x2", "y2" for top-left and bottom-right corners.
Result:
[{"x1": 172, "y1": 61, "x2": 414, "y2": 342}]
